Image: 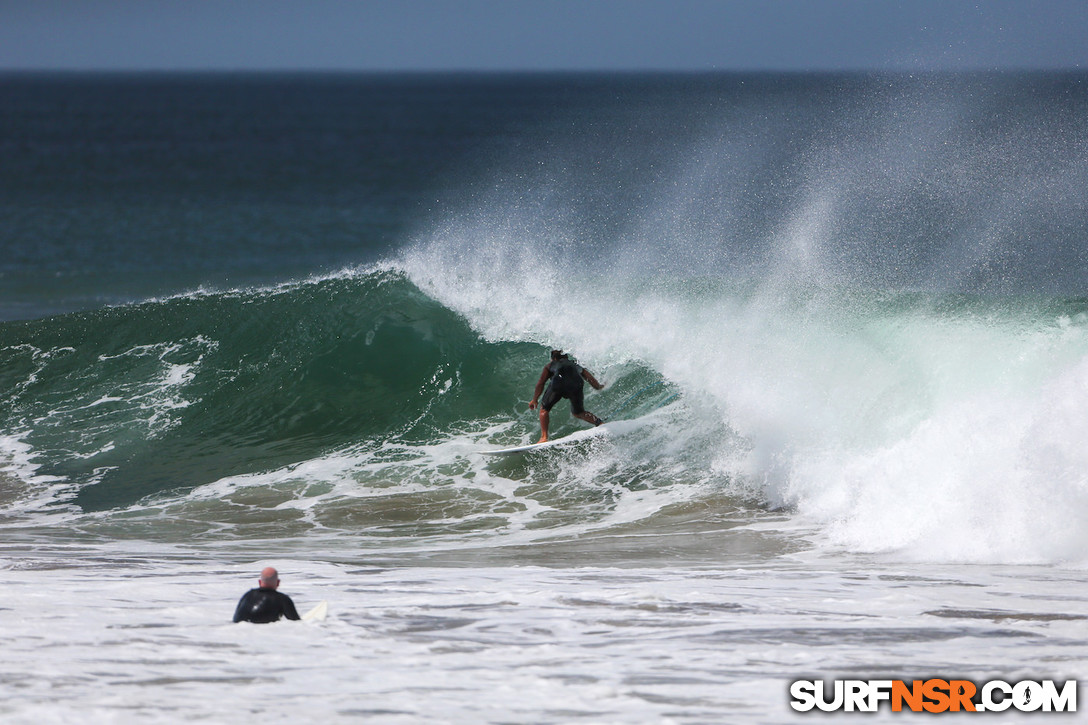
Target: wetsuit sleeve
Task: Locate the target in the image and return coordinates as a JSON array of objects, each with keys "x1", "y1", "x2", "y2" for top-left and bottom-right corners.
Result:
[
  {"x1": 233, "y1": 590, "x2": 254, "y2": 623},
  {"x1": 281, "y1": 593, "x2": 301, "y2": 621}
]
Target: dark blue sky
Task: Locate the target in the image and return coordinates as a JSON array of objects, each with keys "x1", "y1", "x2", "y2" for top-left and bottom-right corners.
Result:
[{"x1": 1, "y1": 0, "x2": 1085, "y2": 72}]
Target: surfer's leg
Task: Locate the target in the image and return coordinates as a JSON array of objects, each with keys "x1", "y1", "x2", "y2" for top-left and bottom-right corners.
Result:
[
  {"x1": 538, "y1": 386, "x2": 561, "y2": 442},
  {"x1": 538, "y1": 408, "x2": 550, "y2": 442},
  {"x1": 569, "y1": 388, "x2": 600, "y2": 426},
  {"x1": 574, "y1": 411, "x2": 603, "y2": 426}
]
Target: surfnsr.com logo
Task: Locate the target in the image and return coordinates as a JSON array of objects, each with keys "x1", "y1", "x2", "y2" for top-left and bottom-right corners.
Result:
[{"x1": 790, "y1": 679, "x2": 1077, "y2": 713}]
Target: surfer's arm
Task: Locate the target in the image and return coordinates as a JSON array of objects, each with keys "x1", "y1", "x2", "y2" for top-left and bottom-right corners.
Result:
[
  {"x1": 281, "y1": 593, "x2": 301, "y2": 621},
  {"x1": 528, "y1": 366, "x2": 551, "y2": 409},
  {"x1": 232, "y1": 591, "x2": 251, "y2": 623},
  {"x1": 582, "y1": 369, "x2": 604, "y2": 390}
]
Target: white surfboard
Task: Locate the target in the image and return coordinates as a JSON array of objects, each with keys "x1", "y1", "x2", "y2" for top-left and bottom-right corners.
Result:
[
  {"x1": 302, "y1": 600, "x2": 328, "y2": 622},
  {"x1": 482, "y1": 425, "x2": 608, "y2": 456}
]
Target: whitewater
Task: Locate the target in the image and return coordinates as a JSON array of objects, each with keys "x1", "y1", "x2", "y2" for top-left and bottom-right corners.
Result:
[{"x1": 1, "y1": 72, "x2": 1086, "y2": 722}]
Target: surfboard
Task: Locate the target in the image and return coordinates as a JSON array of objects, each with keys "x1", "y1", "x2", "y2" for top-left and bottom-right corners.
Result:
[
  {"x1": 482, "y1": 425, "x2": 608, "y2": 456},
  {"x1": 302, "y1": 600, "x2": 328, "y2": 622}
]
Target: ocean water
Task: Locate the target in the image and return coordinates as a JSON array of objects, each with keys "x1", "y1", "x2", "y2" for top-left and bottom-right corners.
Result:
[{"x1": 1, "y1": 72, "x2": 1086, "y2": 723}]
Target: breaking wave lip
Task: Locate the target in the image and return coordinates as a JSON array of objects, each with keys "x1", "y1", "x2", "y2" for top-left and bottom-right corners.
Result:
[
  {"x1": 383, "y1": 72, "x2": 1088, "y2": 569},
  {"x1": 396, "y1": 191, "x2": 1088, "y2": 568}
]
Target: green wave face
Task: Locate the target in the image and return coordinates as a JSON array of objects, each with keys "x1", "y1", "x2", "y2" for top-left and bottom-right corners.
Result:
[
  {"x1": 0, "y1": 269, "x2": 672, "y2": 513},
  {"x1": 1, "y1": 272, "x2": 490, "y2": 509}
]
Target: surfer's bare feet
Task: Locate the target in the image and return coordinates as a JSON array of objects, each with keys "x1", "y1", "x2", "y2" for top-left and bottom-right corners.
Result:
[{"x1": 537, "y1": 436, "x2": 548, "y2": 443}]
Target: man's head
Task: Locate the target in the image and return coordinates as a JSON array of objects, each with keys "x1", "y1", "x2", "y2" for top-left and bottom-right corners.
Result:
[
  {"x1": 550, "y1": 349, "x2": 568, "y2": 361},
  {"x1": 258, "y1": 567, "x2": 280, "y2": 589}
]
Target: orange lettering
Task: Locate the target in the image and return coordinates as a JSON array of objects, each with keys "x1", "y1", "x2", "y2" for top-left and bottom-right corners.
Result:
[
  {"x1": 923, "y1": 679, "x2": 951, "y2": 713},
  {"x1": 892, "y1": 680, "x2": 924, "y2": 712},
  {"x1": 948, "y1": 680, "x2": 977, "y2": 712}
]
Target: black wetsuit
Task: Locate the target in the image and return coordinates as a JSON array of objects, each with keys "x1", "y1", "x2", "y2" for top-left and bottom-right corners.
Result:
[
  {"x1": 540, "y1": 359, "x2": 586, "y2": 413},
  {"x1": 233, "y1": 587, "x2": 301, "y2": 623}
]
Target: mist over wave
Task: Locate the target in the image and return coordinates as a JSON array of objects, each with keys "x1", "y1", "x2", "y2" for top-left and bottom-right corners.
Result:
[{"x1": 399, "y1": 73, "x2": 1088, "y2": 566}]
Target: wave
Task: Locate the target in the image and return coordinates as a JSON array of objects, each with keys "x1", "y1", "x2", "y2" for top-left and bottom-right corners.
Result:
[
  {"x1": 0, "y1": 270, "x2": 675, "y2": 513},
  {"x1": 3, "y1": 257, "x2": 1088, "y2": 565}
]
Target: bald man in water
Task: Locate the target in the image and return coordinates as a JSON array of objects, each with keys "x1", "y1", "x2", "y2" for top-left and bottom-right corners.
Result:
[{"x1": 233, "y1": 567, "x2": 301, "y2": 623}]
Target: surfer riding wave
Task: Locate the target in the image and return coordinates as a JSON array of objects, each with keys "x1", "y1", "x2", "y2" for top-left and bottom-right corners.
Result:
[{"x1": 529, "y1": 350, "x2": 604, "y2": 443}]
